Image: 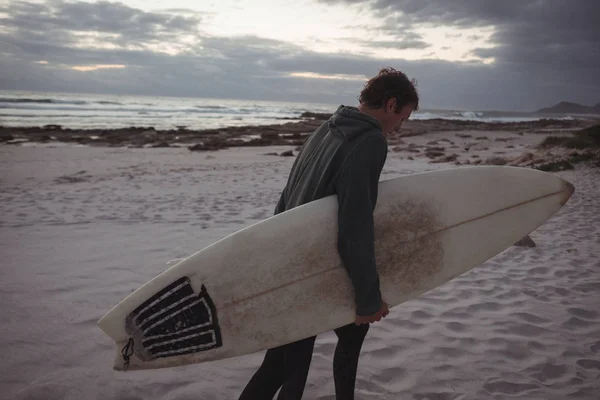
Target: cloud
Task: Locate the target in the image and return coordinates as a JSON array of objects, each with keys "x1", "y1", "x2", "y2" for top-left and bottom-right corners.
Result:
[
  {"x1": 318, "y1": 0, "x2": 600, "y2": 69},
  {"x1": 0, "y1": 0, "x2": 598, "y2": 111},
  {"x1": 364, "y1": 38, "x2": 429, "y2": 49},
  {"x1": 71, "y1": 64, "x2": 126, "y2": 72},
  {"x1": 289, "y1": 72, "x2": 367, "y2": 81},
  {"x1": 358, "y1": 31, "x2": 431, "y2": 50},
  {"x1": 314, "y1": 0, "x2": 600, "y2": 108},
  {"x1": 0, "y1": 0, "x2": 203, "y2": 47}
]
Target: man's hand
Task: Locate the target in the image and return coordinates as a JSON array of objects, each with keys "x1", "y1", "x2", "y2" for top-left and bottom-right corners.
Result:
[{"x1": 355, "y1": 301, "x2": 389, "y2": 325}]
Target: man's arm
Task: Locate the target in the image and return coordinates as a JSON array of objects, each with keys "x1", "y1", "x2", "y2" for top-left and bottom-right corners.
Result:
[
  {"x1": 335, "y1": 135, "x2": 387, "y2": 317},
  {"x1": 274, "y1": 192, "x2": 286, "y2": 215}
]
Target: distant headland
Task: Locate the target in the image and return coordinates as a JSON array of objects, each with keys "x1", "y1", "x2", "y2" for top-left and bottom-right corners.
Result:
[{"x1": 536, "y1": 101, "x2": 600, "y2": 114}]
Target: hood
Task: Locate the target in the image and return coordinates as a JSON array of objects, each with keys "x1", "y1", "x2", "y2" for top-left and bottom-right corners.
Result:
[{"x1": 327, "y1": 105, "x2": 382, "y2": 140}]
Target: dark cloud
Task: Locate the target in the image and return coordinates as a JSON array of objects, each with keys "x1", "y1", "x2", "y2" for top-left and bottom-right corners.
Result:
[
  {"x1": 0, "y1": 0, "x2": 598, "y2": 111},
  {"x1": 315, "y1": 0, "x2": 600, "y2": 108},
  {"x1": 0, "y1": 0, "x2": 203, "y2": 49},
  {"x1": 319, "y1": 0, "x2": 600, "y2": 69}
]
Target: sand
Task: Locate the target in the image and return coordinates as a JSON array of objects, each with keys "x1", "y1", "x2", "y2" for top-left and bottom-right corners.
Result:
[{"x1": 1, "y1": 133, "x2": 599, "y2": 399}]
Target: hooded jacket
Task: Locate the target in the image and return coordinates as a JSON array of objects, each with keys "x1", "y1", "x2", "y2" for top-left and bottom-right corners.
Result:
[{"x1": 274, "y1": 105, "x2": 387, "y2": 316}]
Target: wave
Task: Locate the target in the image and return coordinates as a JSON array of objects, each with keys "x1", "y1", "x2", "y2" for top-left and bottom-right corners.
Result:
[
  {"x1": 194, "y1": 105, "x2": 227, "y2": 109},
  {"x1": 0, "y1": 98, "x2": 87, "y2": 105},
  {"x1": 0, "y1": 98, "x2": 124, "y2": 106},
  {"x1": 0, "y1": 106, "x2": 245, "y2": 114},
  {"x1": 410, "y1": 110, "x2": 579, "y2": 123},
  {"x1": 96, "y1": 101, "x2": 123, "y2": 105},
  {"x1": 453, "y1": 111, "x2": 484, "y2": 119},
  {"x1": 0, "y1": 105, "x2": 296, "y2": 117}
]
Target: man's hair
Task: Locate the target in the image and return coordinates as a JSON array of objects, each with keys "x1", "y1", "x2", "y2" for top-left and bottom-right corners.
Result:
[{"x1": 358, "y1": 67, "x2": 419, "y2": 112}]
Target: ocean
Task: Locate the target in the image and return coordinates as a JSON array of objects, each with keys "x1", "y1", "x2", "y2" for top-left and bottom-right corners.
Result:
[{"x1": 0, "y1": 90, "x2": 581, "y2": 131}]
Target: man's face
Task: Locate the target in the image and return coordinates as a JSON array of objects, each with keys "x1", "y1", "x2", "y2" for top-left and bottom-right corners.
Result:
[
  {"x1": 382, "y1": 100, "x2": 413, "y2": 135},
  {"x1": 391, "y1": 104, "x2": 413, "y2": 131}
]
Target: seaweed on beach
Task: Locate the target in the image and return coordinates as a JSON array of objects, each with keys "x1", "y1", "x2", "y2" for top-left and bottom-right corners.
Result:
[
  {"x1": 539, "y1": 124, "x2": 600, "y2": 149},
  {"x1": 535, "y1": 160, "x2": 575, "y2": 172},
  {"x1": 535, "y1": 124, "x2": 600, "y2": 170}
]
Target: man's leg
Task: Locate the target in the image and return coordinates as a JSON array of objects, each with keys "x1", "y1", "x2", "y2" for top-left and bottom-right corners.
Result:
[
  {"x1": 238, "y1": 346, "x2": 286, "y2": 400},
  {"x1": 276, "y1": 335, "x2": 317, "y2": 400},
  {"x1": 238, "y1": 336, "x2": 317, "y2": 400},
  {"x1": 332, "y1": 323, "x2": 370, "y2": 400}
]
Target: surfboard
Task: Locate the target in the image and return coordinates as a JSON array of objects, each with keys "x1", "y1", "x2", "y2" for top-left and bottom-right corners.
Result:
[{"x1": 97, "y1": 166, "x2": 574, "y2": 371}]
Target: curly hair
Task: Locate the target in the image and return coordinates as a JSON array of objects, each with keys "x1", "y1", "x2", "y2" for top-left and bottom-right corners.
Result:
[{"x1": 358, "y1": 67, "x2": 419, "y2": 112}]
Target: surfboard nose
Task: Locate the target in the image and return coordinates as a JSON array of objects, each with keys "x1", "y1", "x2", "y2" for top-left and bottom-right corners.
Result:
[{"x1": 560, "y1": 178, "x2": 575, "y2": 205}]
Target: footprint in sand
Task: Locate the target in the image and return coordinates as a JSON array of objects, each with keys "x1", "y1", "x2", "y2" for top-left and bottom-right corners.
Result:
[
  {"x1": 433, "y1": 346, "x2": 468, "y2": 358},
  {"x1": 445, "y1": 321, "x2": 467, "y2": 333},
  {"x1": 554, "y1": 287, "x2": 571, "y2": 297},
  {"x1": 439, "y1": 309, "x2": 470, "y2": 320},
  {"x1": 526, "y1": 340, "x2": 547, "y2": 351},
  {"x1": 413, "y1": 392, "x2": 460, "y2": 400},
  {"x1": 576, "y1": 359, "x2": 600, "y2": 370},
  {"x1": 410, "y1": 310, "x2": 435, "y2": 321},
  {"x1": 529, "y1": 266, "x2": 549, "y2": 275},
  {"x1": 466, "y1": 301, "x2": 504, "y2": 313},
  {"x1": 525, "y1": 361, "x2": 569, "y2": 383},
  {"x1": 391, "y1": 319, "x2": 425, "y2": 330},
  {"x1": 567, "y1": 307, "x2": 598, "y2": 320},
  {"x1": 483, "y1": 379, "x2": 540, "y2": 395},
  {"x1": 510, "y1": 312, "x2": 551, "y2": 324},
  {"x1": 561, "y1": 316, "x2": 592, "y2": 329},
  {"x1": 509, "y1": 322, "x2": 550, "y2": 338},
  {"x1": 457, "y1": 337, "x2": 477, "y2": 347}
]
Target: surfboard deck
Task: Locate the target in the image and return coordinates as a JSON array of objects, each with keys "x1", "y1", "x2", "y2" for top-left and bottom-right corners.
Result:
[{"x1": 97, "y1": 166, "x2": 574, "y2": 371}]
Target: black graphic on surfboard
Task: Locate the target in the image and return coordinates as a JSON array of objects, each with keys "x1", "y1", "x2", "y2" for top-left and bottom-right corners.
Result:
[{"x1": 122, "y1": 276, "x2": 222, "y2": 367}]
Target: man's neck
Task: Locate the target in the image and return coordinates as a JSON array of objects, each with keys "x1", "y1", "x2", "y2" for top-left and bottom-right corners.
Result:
[{"x1": 358, "y1": 105, "x2": 384, "y2": 124}]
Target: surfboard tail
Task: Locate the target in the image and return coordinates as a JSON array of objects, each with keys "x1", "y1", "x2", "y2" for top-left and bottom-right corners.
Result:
[{"x1": 119, "y1": 276, "x2": 223, "y2": 370}]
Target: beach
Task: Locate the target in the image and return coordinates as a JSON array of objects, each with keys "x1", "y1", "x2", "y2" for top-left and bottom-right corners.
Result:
[{"x1": 1, "y1": 118, "x2": 599, "y2": 399}]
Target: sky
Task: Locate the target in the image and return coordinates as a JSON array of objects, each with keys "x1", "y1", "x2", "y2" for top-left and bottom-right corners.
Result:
[{"x1": 0, "y1": 0, "x2": 599, "y2": 111}]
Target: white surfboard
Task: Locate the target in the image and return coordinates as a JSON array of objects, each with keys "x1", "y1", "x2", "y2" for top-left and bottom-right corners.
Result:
[{"x1": 97, "y1": 166, "x2": 574, "y2": 371}]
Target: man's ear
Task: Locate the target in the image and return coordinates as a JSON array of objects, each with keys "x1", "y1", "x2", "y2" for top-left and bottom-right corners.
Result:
[{"x1": 386, "y1": 97, "x2": 396, "y2": 113}]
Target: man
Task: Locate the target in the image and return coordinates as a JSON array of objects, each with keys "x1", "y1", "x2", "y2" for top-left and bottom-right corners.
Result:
[{"x1": 238, "y1": 67, "x2": 419, "y2": 400}]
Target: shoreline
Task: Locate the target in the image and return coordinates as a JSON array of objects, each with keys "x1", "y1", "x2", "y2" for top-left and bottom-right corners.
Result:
[
  {"x1": 2, "y1": 116, "x2": 598, "y2": 171},
  {"x1": 0, "y1": 115, "x2": 595, "y2": 149}
]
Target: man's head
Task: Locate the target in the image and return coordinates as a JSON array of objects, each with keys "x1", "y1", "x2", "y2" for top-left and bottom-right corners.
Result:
[{"x1": 358, "y1": 67, "x2": 419, "y2": 135}]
